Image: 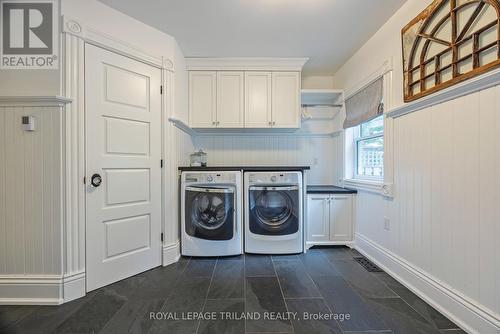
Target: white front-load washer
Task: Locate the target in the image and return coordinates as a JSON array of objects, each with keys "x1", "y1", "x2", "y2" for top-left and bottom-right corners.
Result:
[
  {"x1": 181, "y1": 171, "x2": 242, "y2": 256},
  {"x1": 244, "y1": 171, "x2": 303, "y2": 254}
]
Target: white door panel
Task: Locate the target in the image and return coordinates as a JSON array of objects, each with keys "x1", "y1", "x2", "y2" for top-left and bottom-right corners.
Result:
[
  {"x1": 189, "y1": 71, "x2": 217, "y2": 127},
  {"x1": 85, "y1": 44, "x2": 162, "y2": 291},
  {"x1": 272, "y1": 72, "x2": 300, "y2": 128},
  {"x1": 245, "y1": 72, "x2": 272, "y2": 127},
  {"x1": 217, "y1": 71, "x2": 244, "y2": 128},
  {"x1": 330, "y1": 196, "x2": 353, "y2": 241},
  {"x1": 306, "y1": 195, "x2": 330, "y2": 242}
]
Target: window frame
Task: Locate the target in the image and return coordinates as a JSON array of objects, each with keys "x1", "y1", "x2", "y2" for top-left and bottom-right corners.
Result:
[{"x1": 353, "y1": 115, "x2": 384, "y2": 181}]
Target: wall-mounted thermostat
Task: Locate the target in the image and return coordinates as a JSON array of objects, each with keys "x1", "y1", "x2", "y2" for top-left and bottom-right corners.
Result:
[{"x1": 22, "y1": 116, "x2": 36, "y2": 131}]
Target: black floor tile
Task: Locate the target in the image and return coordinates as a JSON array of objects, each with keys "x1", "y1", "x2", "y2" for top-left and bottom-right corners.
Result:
[
  {"x1": 197, "y1": 299, "x2": 245, "y2": 334},
  {"x1": 312, "y1": 275, "x2": 389, "y2": 332},
  {"x1": 245, "y1": 254, "x2": 275, "y2": 277},
  {"x1": 273, "y1": 260, "x2": 321, "y2": 298},
  {"x1": 318, "y1": 246, "x2": 355, "y2": 260},
  {"x1": 245, "y1": 276, "x2": 293, "y2": 333},
  {"x1": 439, "y1": 330, "x2": 467, "y2": 334},
  {"x1": 53, "y1": 289, "x2": 127, "y2": 334},
  {"x1": 99, "y1": 299, "x2": 165, "y2": 334},
  {"x1": 208, "y1": 260, "x2": 244, "y2": 299},
  {"x1": 298, "y1": 249, "x2": 341, "y2": 277},
  {"x1": 183, "y1": 258, "x2": 217, "y2": 278},
  {"x1": 285, "y1": 298, "x2": 342, "y2": 334},
  {"x1": 148, "y1": 276, "x2": 211, "y2": 334},
  {"x1": 0, "y1": 305, "x2": 37, "y2": 332},
  {"x1": 329, "y1": 259, "x2": 398, "y2": 298},
  {"x1": 217, "y1": 254, "x2": 244, "y2": 261},
  {"x1": 271, "y1": 254, "x2": 299, "y2": 261},
  {"x1": 368, "y1": 297, "x2": 442, "y2": 334},
  {"x1": 390, "y1": 285, "x2": 459, "y2": 330}
]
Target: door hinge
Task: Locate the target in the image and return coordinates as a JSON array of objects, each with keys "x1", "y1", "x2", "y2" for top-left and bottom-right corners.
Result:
[
  {"x1": 83, "y1": 176, "x2": 86, "y2": 184},
  {"x1": 161, "y1": 233, "x2": 164, "y2": 242},
  {"x1": 160, "y1": 85, "x2": 163, "y2": 95},
  {"x1": 160, "y1": 159, "x2": 164, "y2": 168}
]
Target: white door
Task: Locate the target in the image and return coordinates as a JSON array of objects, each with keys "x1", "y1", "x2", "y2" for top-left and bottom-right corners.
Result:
[
  {"x1": 189, "y1": 71, "x2": 217, "y2": 128},
  {"x1": 272, "y1": 72, "x2": 300, "y2": 128},
  {"x1": 306, "y1": 195, "x2": 330, "y2": 242},
  {"x1": 245, "y1": 72, "x2": 272, "y2": 127},
  {"x1": 330, "y1": 195, "x2": 353, "y2": 241},
  {"x1": 85, "y1": 44, "x2": 162, "y2": 291},
  {"x1": 217, "y1": 71, "x2": 244, "y2": 128}
]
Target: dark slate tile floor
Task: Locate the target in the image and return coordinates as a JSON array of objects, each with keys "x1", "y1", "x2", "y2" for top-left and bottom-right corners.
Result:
[{"x1": 0, "y1": 246, "x2": 463, "y2": 334}]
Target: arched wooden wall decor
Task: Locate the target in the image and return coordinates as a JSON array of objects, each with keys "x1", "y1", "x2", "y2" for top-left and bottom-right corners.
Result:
[{"x1": 402, "y1": 0, "x2": 500, "y2": 102}]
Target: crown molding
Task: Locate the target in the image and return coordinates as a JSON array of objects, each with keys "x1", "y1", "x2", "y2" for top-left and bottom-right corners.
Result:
[
  {"x1": 62, "y1": 16, "x2": 174, "y2": 70},
  {"x1": 185, "y1": 57, "x2": 309, "y2": 71}
]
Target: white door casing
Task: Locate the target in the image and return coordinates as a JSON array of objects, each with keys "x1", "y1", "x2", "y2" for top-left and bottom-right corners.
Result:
[{"x1": 85, "y1": 44, "x2": 162, "y2": 291}]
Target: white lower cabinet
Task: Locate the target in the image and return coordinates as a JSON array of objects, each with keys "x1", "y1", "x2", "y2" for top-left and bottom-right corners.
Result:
[{"x1": 306, "y1": 193, "x2": 354, "y2": 247}]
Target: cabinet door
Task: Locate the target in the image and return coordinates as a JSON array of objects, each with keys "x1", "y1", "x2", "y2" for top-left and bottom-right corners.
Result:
[
  {"x1": 189, "y1": 71, "x2": 217, "y2": 128},
  {"x1": 306, "y1": 195, "x2": 330, "y2": 242},
  {"x1": 329, "y1": 195, "x2": 353, "y2": 241},
  {"x1": 271, "y1": 72, "x2": 300, "y2": 128},
  {"x1": 245, "y1": 72, "x2": 272, "y2": 128},
  {"x1": 217, "y1": 71, "x2": 244, "y2": 128}
]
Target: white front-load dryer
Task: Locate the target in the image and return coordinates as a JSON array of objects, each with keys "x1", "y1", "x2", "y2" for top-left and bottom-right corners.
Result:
[
  {"x1": 181, "y1": 171, "x2": 242, "y2": 256},
  {"x1": 244, "y1": 171, "x2": 303, "y2": 254}
]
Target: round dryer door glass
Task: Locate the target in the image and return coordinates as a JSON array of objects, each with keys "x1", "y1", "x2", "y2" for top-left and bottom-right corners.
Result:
[
  {"x1": 255, "y1": 191, "x2": 293, "y2": 227},
  {"x1": 191, "y1": 192, "x2": 228, "y2": 230}
]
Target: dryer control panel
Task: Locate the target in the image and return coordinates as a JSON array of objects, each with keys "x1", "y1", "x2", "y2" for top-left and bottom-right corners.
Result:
[{"x1": 247, "y1": 172, "x2": 301, "y2": 184}]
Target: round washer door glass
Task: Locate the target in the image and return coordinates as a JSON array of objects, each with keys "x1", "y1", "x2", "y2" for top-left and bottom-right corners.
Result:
[
  {"x1": 255, "y1": 191, "x2": 293, "y2": 227},
  {"x1": 191, "y1": 192, "x2": 228, "y2": 230}
]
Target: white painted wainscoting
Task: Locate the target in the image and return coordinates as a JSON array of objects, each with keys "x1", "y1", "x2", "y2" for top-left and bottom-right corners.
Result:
[
  {"x1": 0, "y1": 106, "x2": 64, "y2": 304},
  {"x1": 353, "y1": 85, "x2": 500, "y2": 333}
]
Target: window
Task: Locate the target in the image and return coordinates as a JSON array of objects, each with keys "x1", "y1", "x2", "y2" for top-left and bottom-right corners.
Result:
[{"x1": 354, "y1": 115, "x2": 384, "y2": 180}]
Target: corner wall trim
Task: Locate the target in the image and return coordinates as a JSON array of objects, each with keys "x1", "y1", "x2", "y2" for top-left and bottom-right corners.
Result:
[
  {"x1": 63, "y1": 272, "x2": 86, "y2": 303},
  {"x1": 354, "y1": 233, "x2": 500, "y2": 334},
  {"x1": 0, "y1": 275, "x2": 64, "y2": 305},
  {"x1": 163, "y1": 241, "x2": 181, "y2": 266}
]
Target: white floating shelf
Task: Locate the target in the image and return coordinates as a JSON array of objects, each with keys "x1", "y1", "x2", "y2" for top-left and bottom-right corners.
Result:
[{"x1": 301, "y1": 89, "x2": 343, "y2": 107}]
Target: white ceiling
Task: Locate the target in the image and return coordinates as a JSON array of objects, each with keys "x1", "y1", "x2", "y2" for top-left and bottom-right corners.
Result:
[{"x1": 98, "y1": 0, "x2": 407, "y2": 76}]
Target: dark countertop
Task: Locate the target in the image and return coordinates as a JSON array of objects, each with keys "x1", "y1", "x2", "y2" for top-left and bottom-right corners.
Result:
[
  {"x1": 178, "y1": 166, "x2": 310, "y2": 172},
  {"x1": 307, "y1": 185, "x2": 357, "y2": 194}
]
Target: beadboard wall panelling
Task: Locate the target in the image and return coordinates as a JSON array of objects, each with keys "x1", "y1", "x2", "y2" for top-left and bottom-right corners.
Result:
[
  {"x1": 192, "y1": 106, "x2": 342, "y2": 185},
  {"x1": 193, "y1": 135, "x2": 336, "y2": 184},
  {"x1": 354, "y1": 85, "x2": 500, "y2": 328},
  {"x1": 0, "y1": 107, "x2": 63, "y2": 275}
]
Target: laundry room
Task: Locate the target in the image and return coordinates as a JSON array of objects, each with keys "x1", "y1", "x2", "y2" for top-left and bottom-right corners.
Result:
[{"x1": 0, "y1": 0, "x2": 499, "y2": 333}]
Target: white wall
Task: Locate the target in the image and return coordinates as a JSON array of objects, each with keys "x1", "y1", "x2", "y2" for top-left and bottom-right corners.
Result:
[{"x1": 333, "y1": 1, "x2": 500, "y2": 333}]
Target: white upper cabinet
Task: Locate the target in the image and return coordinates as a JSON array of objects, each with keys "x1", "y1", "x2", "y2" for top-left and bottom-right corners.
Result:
[
  {"x1": 187, "y1": 59, "x2": 305, "y2": 129},
  {"x1": 272, "y1": 72, "x2": 300, "y2": 128},
  {"x1": 245, "y1": 72, "x2": 272, "y2": 128},
  {"x1": 217, "y1": 72, "x2": 244, "y2": 128},
  {"x1": 189, "y1": 71, "x2": 216, "y2": 127}
]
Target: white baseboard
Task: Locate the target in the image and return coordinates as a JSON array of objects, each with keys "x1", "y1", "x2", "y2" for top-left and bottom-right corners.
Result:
[
  {"x1": 0, "y1": 275, "x2": 64, "y2": 305},
  {"x1": 163, "y1": 240, "x2": 181, "y2": 266},
  {"x1": 63, "y1": 271, "x2": 86, "y2": 303},
  {"x1": 354, "y1": 233, "x2": 500, "y2": 334}
]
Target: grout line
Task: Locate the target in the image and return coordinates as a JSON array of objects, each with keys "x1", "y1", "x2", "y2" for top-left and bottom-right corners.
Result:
[
  {"x1": 272, "y1": 256, "x2": 295, "y2": 334},
  {"x1": 299, "y1": 250, "x2": 345, "y2": 333},
  {"x1": 195, "y1": 258, "x2": 217, "y2": 334}
]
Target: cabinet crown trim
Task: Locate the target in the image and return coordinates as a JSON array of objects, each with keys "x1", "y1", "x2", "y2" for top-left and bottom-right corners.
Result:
[{"x1": 186, "y1": 57, "x2": 308, "y2": 71}]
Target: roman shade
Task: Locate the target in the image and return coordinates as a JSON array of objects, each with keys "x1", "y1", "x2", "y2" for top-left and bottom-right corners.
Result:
[{"x1": 343, "y1": 77, "x2": 384, "y2": 129}]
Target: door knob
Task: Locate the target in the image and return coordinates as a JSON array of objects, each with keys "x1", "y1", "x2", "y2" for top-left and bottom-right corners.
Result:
[{"x1": 91, "y1": 173, "x2": 102, "y2": 187}]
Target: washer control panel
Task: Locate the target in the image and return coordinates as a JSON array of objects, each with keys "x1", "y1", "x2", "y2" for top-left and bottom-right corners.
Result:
[{"x1": 184, "y1": 172, "x2": 237, "y2": 183}]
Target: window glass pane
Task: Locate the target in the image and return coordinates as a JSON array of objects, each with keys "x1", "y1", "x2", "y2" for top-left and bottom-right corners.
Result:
[
  {"x1": 360, "y1": 115, "x2": 384, "y2": 137},
  {"x1": 357, "y1": 136, "x2": 384, "y2": 178}
]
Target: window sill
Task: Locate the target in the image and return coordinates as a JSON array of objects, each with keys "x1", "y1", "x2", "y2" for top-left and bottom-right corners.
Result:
[{"x1": 343, "y1": 179, "x2": 393, "y2": 197}]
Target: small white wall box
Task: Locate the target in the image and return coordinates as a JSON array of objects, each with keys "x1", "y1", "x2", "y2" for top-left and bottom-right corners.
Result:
[{"x1": 22, "y1": 116, "x2": 35, "y2": 131}]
